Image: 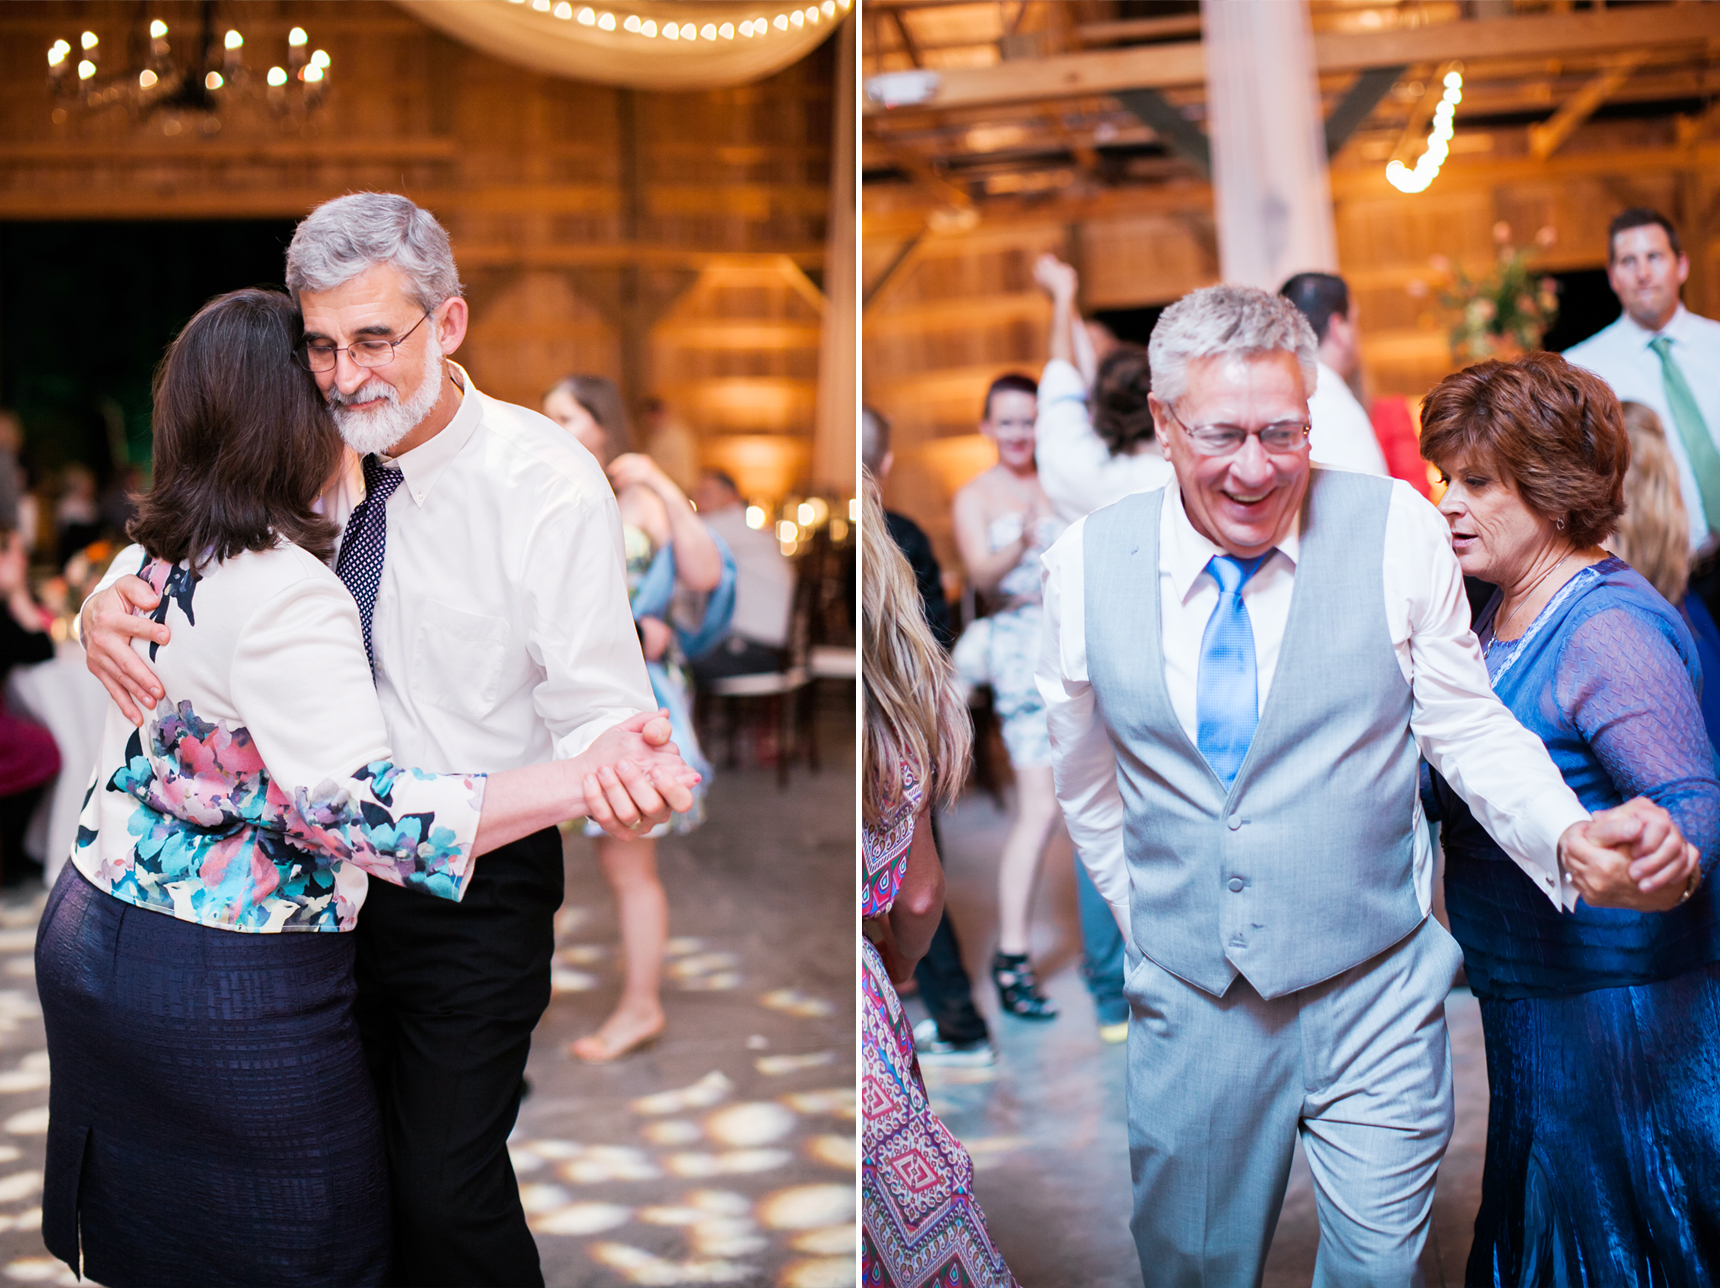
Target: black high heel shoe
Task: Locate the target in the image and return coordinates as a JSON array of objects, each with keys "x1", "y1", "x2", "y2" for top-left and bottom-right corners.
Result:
[{"x1": 991, "y1": 951, "x2": 1058, "y2": 1020}]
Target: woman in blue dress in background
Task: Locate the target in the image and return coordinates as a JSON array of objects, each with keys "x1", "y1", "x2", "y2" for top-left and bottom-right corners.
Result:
[
  {"x1": 543, "y1": 375, "x2": 736, "y2": 1062},
  {"x1": 1422, "y1": 352, "x2": 1720, "y2": 1286}
]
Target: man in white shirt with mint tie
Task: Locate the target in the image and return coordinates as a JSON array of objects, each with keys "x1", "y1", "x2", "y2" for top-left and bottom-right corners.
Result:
[{"x1": 1565, "y1": 207, "x2": 1720, "y2": 559}]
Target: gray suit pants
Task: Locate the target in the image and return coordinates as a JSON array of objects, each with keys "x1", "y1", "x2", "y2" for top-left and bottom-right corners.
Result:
[{"x1": 1126, "y1": 915, "x2": 1465, "y2": 1288}]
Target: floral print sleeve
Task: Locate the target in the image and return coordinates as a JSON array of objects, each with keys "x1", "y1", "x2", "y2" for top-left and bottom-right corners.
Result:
[
  {"x1": 81, "y1": 702, "x2": 485, "y2": 932},
  {"x1": 72, "y1": 551, "x2": 487, "y2": 934}
]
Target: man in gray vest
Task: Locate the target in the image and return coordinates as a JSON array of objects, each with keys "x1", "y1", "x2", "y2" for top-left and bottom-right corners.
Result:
[{"x1": 1037, "y1": 284, "x2": 1694, "y2": 1284}]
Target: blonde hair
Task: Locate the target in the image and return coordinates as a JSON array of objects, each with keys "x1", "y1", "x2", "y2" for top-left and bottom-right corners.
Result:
[
  {"x1": 1613, "y1": 401, "x2": 1689, "y2": 603},
  {"x1": 861, "y1": 475, "x2": 972, "y2": 825}
]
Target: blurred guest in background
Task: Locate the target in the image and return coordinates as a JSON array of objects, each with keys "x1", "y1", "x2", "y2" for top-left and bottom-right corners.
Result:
[
  {"x1": 0, "y1": 527, "x2": 55, "y2": 887},
  {"x1": 1612, "y1": 399, "x2": 1720, "y2": 751},
  {"x1": 1279, "y1": 271, "x2": 1389, "y2": 476},
  {"x1": 0, "y1": 412, "x2": 23, "y2": 531},
  {"x1": 543, "y1": 374, "x2": 735, "y2": 1063},
  {"x1": 1032, "y1": 254, "x2": 1173, "y2": 525},
  {"x1": 689, "y1": 469, "x2": 794, "y2": 681},
  {"x1": 860, "y1": 478, "x2": 1015, "y2": 1288},
  {"x1": 862, "y1": 407, "x2": 993, "y2": 1066},
  {"x1": 54, "y1": 463, "x2": 100, "y2": 563},
  {"x1": 1567, "y1": 209, "x2": 1720, "y2": 574},
  {"x1": 1423, "y1": 354, "x2": 1720, "y2": 1286},
  {"x1": 953, "y1": 373, "x2": 1066, "y2": 1021}
]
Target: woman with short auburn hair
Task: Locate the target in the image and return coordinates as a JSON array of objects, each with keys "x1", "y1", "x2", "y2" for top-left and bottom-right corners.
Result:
[
  {"x1": 35, "y1": 289, "x2": 697, "y2": 1288},
  {"x1": 1421, "y1": 350, "x2": 1720, "y2": 1286}
]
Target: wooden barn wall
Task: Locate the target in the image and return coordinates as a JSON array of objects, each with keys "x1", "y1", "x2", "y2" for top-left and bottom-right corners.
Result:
[
  {"x1": 864, "y1": 131, "x2": 1720, "y2": 567},
  {"x1": 0, "y1": 0, "x2": 834, "y2": 499}
]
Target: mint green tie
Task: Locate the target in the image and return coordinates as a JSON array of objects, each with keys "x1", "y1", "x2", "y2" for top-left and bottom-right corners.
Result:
[{"x1": 1650, "y1": 334, "x2": 1720, "y2": 535}]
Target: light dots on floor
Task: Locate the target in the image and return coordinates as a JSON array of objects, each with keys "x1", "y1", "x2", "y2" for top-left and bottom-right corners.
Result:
[
  {"x1": 803, "y1": 1134, "x2": 855, "y2": 1170},
  {"x1": 0, "y1": 1054, "x2": 48, "y2": 1095},
  {"x1": 703, "y1": 1101, "x2": 796, "y2": 1147},
  {"x1": 631, "y1": 1070, "x2": 734, "y2": 1116},
  {"x1": 1, "y1": 1109, "x2": 46, "y2": 1137},
  {"x1": 754, "y1": 1050, "x2": 834, "y2": 1076},
  {"x1": 758, "y1": 989, "x2": 834, "y2": 1018}
]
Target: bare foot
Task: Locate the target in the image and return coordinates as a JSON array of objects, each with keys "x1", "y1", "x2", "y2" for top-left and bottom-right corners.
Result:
[{"x1": 568, "y1": 1005, "x2": 666, "y2": 1064}]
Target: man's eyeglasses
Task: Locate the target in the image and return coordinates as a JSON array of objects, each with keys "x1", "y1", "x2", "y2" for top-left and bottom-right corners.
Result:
[
  {"x1": 294, "y1": 312, "x2": 432, "y2": 373},
  {"x1": 1165, "y1": 406, "x2": 1310, "y2": 457}
]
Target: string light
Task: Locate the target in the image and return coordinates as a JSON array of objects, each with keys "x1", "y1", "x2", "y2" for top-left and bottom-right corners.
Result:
[
  {"x1": 539, "y1": 3, "x2": 848, "y2": 38},
  {"x1": 288, "y1": 27, "x2": 307, "y2": 46},
  {"x1": 1386, "y1": 69, "x2": 1463, "y2": 194},
  {"x1": 149, "y1": 20, "x2": 168, "y2": 39}
]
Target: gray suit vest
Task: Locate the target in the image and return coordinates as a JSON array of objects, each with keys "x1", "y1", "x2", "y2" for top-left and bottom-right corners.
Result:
[{"x1": 1082, "y1": 469, "x2": 1422, "y2": 1000}]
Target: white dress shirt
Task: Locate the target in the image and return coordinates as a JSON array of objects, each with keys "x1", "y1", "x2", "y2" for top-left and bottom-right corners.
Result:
[
  {"x1": 1036, "y1": 478, "x2": 1592, "y2": 936},
  {"x1": 1307, "y1": 360, "x2": 1388, "y2": 476},
  {"x1": 1034, "y1": 357, "x2": 1176, "y2": 526},
  {"x1": 1565, "y1": 303, "x2": 1720, "y2": 553},
  {"x1": 318, "y1": 364, "x2": 654, "y2": 772},
  {"x1": 700, "y1": 505, "x2": 794, "y2": 648}
]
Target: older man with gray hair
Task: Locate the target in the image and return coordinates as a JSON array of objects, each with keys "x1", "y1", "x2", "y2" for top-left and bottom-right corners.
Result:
[
  {"x1": 1036, "y1": 283, "x2": 1693, "y2": 1283},
  {"x1": 80, "y1": 193, "x2": 670, "y2": 1287}
]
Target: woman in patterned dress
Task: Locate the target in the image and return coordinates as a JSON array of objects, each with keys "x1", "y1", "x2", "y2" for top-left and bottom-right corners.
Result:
[
  {"x1": 543, "y1": 375, "x2": 736, "y2": 1062},
  {"x1": 862, "y1": 478, "x2": 1016, "y2": 1287}
]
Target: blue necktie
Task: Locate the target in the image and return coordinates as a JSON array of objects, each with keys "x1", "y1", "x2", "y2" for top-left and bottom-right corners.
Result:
[
  {"x1": 1196, "y1": 552, "x2": 1270, "y2": 787},
  {"x1": 335, "y1": 454, "x2": 404, "y2": 676}
]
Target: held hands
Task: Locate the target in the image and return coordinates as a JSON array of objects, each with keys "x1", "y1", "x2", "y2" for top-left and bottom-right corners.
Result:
[
  {"x1": 1032, "y1": 252, "x2": 1078, "y2": 302},
  {"x1": 606, "y1": 453, "x2": 675, "y2": 501},
  {"x1": 1558, "y1": 796, "x2": 1701, "y2": 913},
  {"x1": 578, "y1": 708, "x2": 702, "y2": 841},
  {"x1": 82, "y1": 575, "x2": 167, "y2": 726}
]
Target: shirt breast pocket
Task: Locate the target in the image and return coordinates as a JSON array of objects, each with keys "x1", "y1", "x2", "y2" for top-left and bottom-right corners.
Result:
[{"x1": 409, "y1": 599, "x2": 512, "y2": 721}]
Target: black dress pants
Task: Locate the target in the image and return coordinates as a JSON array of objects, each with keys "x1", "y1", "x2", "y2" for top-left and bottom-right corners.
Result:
[
  {"x1": 354, "y1": 827, "x2": 564, "y2": 1288},
  {"x1": 911, "y1": 812, "x2": 990, "y2": 1045}
]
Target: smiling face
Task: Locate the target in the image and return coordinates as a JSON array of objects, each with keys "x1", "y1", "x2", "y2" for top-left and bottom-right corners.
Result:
[
  {"x1": 298, "y1": 261, "x2": 464, "y2": 455},
  {"x1": 982, "y1": 388, "x2": 1038, "y2": 472},
  {"x1": 1153, "y1": 350, "x2": 1311, "y2": 558},
  {"x1": 1608, "y1": 223, "x2": 1688, "y2": 333},
  {"x1": 1436, "y1": 453, "x2": 1556, "y2": 585}
]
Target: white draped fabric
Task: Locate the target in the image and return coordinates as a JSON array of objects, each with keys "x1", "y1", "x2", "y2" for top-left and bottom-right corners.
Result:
[
  {"x1": 393, "y1": 0, "x2": 841, "y2": 90},
  {"x1": 1200, "y1": 0, "x2": 1338, "y2": 290}
]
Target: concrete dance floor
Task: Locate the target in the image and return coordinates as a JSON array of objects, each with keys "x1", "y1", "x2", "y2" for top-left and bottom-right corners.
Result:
[
  {"x1": 0, "y1": 704, "x2": 856, "y2": 1288},
  {"x1": 908, "y1": 783, "x2": 1490, "y2": 1288}
]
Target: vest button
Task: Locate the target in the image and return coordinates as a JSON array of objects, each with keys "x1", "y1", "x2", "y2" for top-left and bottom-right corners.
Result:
[
  {"x1": 1227, "y1": 877, "x2": 1245, "y2": 893},
  {"x1": 1227, "y1": 814, "x2": 1243, "y2": 831}
]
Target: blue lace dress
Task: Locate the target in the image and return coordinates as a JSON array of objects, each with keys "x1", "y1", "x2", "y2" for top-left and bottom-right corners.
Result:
[{"x1": 1430, "y1": 557, "x2": 1720, "y2": 1286}]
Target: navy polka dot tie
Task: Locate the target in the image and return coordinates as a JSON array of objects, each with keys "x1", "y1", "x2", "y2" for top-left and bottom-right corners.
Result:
[{"x1": 336, "y1": 454, "x2": 404, "y2": 677}]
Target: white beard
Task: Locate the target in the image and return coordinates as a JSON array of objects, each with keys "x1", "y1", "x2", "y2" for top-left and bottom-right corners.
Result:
[{"x1": 327, "y1": 333, "x2": 444, "y2": 457}]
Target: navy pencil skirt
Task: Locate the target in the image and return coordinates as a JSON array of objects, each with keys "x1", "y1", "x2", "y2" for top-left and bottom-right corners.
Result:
[{"x1": 35, "y1": 864, "x2": 389, "y2": 1287}]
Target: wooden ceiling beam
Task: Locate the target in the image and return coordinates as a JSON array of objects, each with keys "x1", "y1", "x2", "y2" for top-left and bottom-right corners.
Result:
[
  {"x1": 1528, "y1": 50, "x2": 1650, "y2": 160},
  {"x1": 862, "y1": 4, "x2": 1720, "y2": 115}
]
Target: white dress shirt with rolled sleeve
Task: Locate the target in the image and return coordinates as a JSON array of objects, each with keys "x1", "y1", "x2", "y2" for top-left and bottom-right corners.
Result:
[
  {"x1": 322, "y1": 363, "x2": 654, "y2": 772},
  {"x1": 1307, "y1": 360, "x2": 1388, "y2": 476},
  {"x1": 1036, "y1": 478, "x2": 1592, "y2": 937},
  {"x1": 1034, "y1": 357, "x2": 1176, "y2": 527}
]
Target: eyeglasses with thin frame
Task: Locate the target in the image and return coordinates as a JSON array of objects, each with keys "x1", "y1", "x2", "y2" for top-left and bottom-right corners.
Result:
[
  {"x1": 1164, "y1": 405, "x2": 1311, "y2": 457},
  {"x1": 294, "y1": 311, "x2": 433, "y2": 373}
]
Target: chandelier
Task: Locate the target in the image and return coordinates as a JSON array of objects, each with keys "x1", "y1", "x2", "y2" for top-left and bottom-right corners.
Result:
[{"x1": 46, "y1": 3, "x2": 330, "y2": 136}]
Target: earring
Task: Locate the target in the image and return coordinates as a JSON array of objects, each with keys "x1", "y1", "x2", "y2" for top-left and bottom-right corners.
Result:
[{"x1": 1556, "y1": 518, "x2": 1566, "y2": 531}]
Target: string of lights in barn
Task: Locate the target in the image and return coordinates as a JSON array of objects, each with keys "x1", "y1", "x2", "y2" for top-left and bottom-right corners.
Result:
[{"x1": 509, "y1": 0, "x2": 850, "y2": 40}]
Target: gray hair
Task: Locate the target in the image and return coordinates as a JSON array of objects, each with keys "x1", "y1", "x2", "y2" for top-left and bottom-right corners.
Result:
[
  {"x1": 285, "y1": 192, "x2": 463, "y2": 312},
  {"x1": 1148, "y1": 284, "x2": 1318, "y2": 407}
]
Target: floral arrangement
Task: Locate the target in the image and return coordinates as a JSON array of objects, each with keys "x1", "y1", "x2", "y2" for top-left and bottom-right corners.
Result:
[{"x1": 1424, "y1": 222, "x2": 1561, "y2": 363}]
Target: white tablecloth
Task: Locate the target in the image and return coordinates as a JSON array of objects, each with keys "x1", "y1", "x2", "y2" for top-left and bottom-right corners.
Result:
[{"x1": 7, "y1": 641, "x2": 108, "y2": 882}]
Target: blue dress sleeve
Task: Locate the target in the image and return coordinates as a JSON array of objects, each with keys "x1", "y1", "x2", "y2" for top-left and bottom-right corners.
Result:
[
  {"x1": 1556, "y1": 605, "x2": 1720, "y2": 876},
  {"x1": 675, "y1": 531, "x2": 737, "y2": 662}
]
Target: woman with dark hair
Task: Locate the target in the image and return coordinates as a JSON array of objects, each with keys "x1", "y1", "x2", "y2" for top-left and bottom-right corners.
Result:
[
  {"x1": 1421, "y1": 351, "x2": 1720, "y2": 1286},
  {"x1": 36, "y1": 291, "x2": 698, "y2": 1288},
  {"x1": 542, "y1": 374, "x2": 736, "y2": 1062}
]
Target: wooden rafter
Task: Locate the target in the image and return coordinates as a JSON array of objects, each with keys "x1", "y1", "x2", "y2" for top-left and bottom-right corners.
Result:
[
  {"x1": 1528, "y1": 51, "x2": 1649, "y2": 160},
  {"x1": 861, "y1": 4, "x2": 1720, "y2": 115}
]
